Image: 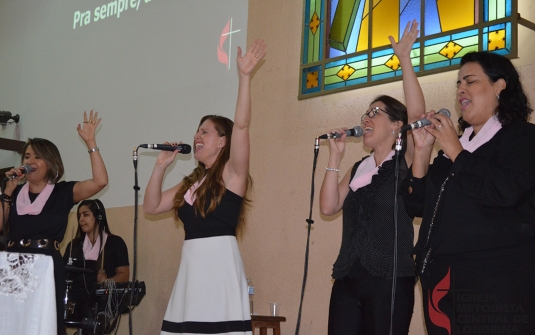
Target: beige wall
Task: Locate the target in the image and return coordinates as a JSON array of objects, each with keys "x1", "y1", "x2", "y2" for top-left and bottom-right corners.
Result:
[{"x1": 61, "y1": 1, "x2": 535, "y2": 334}]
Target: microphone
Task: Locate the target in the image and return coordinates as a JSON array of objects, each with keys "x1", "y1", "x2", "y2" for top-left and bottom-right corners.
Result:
[
  {"x1": 8, "y1": 164, "x2": 32, "y2": 180},
  {"x1": 400, "y1": 108, "x2": 451, "y2": 133},
  {"x1": 139, "y1": 143, "x2": 192, "y2": 154},
  {"x1": 319, "y1": 126, "x2": 364, "y2": 139}
]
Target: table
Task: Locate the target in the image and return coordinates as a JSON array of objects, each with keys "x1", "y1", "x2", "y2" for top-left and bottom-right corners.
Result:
[
  {"x1": 251, "y1": 315, "x2": 286, "y2": 335},
  {"x1": 0, "y1": 251, "x2": 57, "y2": 335}
]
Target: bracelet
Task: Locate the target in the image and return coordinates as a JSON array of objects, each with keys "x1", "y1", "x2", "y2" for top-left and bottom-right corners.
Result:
[
  {"x1": 88, "y1": 147, "x2": 100, "y2": 154},
  {"x1": 325, "y1": 167, "x2": 340, "y2": 172},
  {"x1": 2, "y1": 193, "x2": 13, "y2": 205}
]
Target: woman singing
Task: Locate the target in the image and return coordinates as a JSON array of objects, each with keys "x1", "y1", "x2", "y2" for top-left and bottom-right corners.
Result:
[
  {"x1": 408, "y1": 52, "x2": 535, "y2": 334},
  {"x1": 319, "y1": 21, "x2": 423, "y2": 335},
  {"x1": 1, "y1": 110, "x2": 108, "y2": 335},
  {"x1": 143, "y1": 40, "x2": 266, "y2": 335}
]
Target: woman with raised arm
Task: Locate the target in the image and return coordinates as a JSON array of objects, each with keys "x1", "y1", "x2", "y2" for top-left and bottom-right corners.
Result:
[
  {"x1": 143, "y1": 40, "x2": 266, "y2": 335},
  {"x1": 0, "y1": 110, "x2": 108, "y2": 335},
  {"x1": 319, "y1": 21, "x2": 422, "y2": 335},
  {"x1": 408, "y1": 52, "x2": 535, "y2": 334}
]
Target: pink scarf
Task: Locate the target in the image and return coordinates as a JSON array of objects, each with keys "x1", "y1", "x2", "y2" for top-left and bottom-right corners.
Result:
[
  {"x1": 83, "y1": 231, "x2": 108, "y2": 261},
  {"x1": 16, "y1": 183, "x2": 55, "y2": 215},
  {"x1": 349, "y1": 150, "x2": 395, "y2": 192},
  {"x1": 184, "y1": 177, "x2": 206, "y2": 206}
]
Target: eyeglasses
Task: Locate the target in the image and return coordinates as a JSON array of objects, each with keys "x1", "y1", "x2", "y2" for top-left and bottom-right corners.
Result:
[{"x1": 360, "y1": 106, "x2": 399, "y2": 122}]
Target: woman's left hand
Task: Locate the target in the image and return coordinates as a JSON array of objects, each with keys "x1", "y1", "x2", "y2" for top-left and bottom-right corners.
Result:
[
  {"x1": 77, "y1": 110, "x2": 101, "y2": 143},
  {"x1": 236, "y1": 39, "x2": 267, "y2": 77},
  {"x1": 425, "y1": 111, "x2": 463, "y2": 161}
]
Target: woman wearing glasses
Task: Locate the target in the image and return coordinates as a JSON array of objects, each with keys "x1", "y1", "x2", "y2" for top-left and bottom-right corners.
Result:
[{"x1": 319, "y1": 21, "x2": 423, "y2": 335}]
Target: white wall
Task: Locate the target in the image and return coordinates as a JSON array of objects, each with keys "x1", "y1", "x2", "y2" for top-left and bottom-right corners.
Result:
[{"x1": 0, "y1": 0, "x2": 248, "y2": 207}]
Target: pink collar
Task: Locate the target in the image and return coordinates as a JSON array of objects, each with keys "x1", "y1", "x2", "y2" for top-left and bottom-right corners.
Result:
[
  {"x1": 349, "y1": 150, "x2": 395, "y2": 192},
  {"x1": 184, "y1": 177, "x2": 206, "y2": 206},
  {"x1": 16, "y1": 183, "x2": 55, "y2": 215},
  {"x1": 83, "y1": 231, "x2": 108, "y2": 261},
  {"x1": 459, "y1": 115, "x2": 502, "y2": 152}
]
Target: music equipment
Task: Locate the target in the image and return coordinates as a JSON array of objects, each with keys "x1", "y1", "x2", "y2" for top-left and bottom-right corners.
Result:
[{"x1": 95, "y1": 281, "x2": 146, "y2": 314}]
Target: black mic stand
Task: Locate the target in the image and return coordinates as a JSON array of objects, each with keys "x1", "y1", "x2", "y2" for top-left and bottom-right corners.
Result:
[
  {"x1": 128, "y1": 147, "x2": 141, "y2": 335},
  {"x1": 389, "y1": 134, "x2": 403, "y2": 335},
  {"x1": 295, "y1": 137, "x2": 319, "y2": 335}
]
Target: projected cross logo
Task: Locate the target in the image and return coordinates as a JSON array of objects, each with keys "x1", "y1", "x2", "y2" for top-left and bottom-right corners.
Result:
[{"x1": 218, "y1": 18, "x2": 241, "y2": 69}]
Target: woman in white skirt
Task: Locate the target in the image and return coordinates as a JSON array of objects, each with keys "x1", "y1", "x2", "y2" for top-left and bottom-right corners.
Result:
[{"x1": 144, "y1": 39, "x2": 266, "y2": 335}]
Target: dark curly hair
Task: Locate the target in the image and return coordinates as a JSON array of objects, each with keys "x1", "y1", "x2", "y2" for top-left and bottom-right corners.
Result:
[{"x1": 458, "y1": 52, "x2": 532, "y2": 132}]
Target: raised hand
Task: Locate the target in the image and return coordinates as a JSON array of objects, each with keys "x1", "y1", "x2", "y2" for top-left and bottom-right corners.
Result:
[
  {"x1": 77, "y1": 110, "x2": 101, "y2": 144},
  {"x1": 389, "y1": 20, "x2": 419, "y2": 60},
  {"x1": 236, "y1": 39, "x2": 267, "y2": 77}
]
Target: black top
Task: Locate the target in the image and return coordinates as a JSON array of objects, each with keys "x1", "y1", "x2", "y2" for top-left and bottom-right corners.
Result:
[
  {"x1": 406, "y1": 121, "x2": 535, "y2": 269},
  {"x1": 7, "y1": 181, "x2": 77, "y2": 242},
  {"x1": 332, "y1": 154, "x2": 415, "y2": 279},
  {"x1": 63, "y1": 234, "x2": 130, "y2": 303},
  {"x1": 178, "y1": 189, "x2": 243, "y2": 240}
]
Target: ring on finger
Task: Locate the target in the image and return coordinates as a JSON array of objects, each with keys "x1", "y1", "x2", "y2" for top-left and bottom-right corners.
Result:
[{"x1": 437, "y1": 124, "x2": 442, "y2": 129}]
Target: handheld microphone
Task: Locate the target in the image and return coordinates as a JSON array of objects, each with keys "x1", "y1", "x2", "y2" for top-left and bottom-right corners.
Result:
[
  {"x1": 139, "y1": 144, "x2": 192, "y2": 154},
  {"x1": 7, "y1": 164, "x2": 32, "y2": 180},
  {"x1": 400, "y1": 108, "x2": 451, "y2": 133},
  {"x1": 319, "y1": 126, "x2": 364, "y2": 139}
]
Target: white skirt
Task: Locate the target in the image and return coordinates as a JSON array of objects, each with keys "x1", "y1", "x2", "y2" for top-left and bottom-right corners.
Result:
[{"x1": 161, "y1": 235, "x2": 252, "y2": 335}]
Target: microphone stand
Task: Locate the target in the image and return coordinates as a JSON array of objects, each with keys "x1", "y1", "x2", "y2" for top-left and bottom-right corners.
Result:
[
  {"x1": 128, "y1": 147, "x2": 141, "y2": 335},
  {"x1": 295, "y1": 137, "x2": 319, "y2": 335},
  {"x1": 389, "y1": 134, "x2": 403, "y2": 335}
]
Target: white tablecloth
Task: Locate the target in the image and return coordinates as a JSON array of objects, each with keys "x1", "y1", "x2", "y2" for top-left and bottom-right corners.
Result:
[{"x1": 0, "y1": 251, "x2": 57, "y2": 335}]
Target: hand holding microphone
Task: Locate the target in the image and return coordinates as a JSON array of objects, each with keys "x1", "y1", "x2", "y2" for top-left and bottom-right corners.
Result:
[
  {"x1": 400, "y1": 108, "x2": 451, "y2": 133},
  {"x1": 6, "y1": 164, "x2": 32, "y2": 180}
]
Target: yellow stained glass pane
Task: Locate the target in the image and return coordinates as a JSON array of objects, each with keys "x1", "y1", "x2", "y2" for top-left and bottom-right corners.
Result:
[
  {"x1": 357, "y1": 0, "x2": 398, "y2": 52},
  {"x1": 438, "y1": 0, "x2": 475, "y2": 32},
  {"x1": 371, "y1": 0, "x2": 398, "y2": 48}
]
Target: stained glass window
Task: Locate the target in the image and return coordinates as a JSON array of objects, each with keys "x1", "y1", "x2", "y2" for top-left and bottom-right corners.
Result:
[{"x1": 299, "y1": 0, "x2": 518, "y2": 99}]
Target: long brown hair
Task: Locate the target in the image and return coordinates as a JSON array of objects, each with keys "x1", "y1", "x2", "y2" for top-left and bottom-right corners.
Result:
[{"x1": 172, "y1": 115, "x2": 252, "y2": 238}]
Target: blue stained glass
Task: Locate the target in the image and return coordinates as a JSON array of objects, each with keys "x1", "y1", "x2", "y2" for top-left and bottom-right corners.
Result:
[
  {"x1": 372, "y1": 72, "x2": 396, "y2": 81},
  {"x1": 488, "y1": 22, "x2": 505, "y2": 30},
  {"x1": 326, "y1": 81, "x2": 347, "y2": 90},
  {"x1": 330, "y1": 0, "x2": 338, "y2": 22},
  {"x1": 400, "y1": 0, "x2": 420, "y2": 38},
  {"x1": 452, "y1": 29, "x2": 478, "y2": 40},
  {"x1": 424, "y1": 35, "x2": 451, "y2": 46},
  {"x1": 372, "y1": 48, "x2": 395, "y2": 58},
  {"x1": 424, "y1": 0, "x2": 440, "y2": 35},
  {"x1": 327, "y1": 58, "x2": 350, "y2": 67},
  {"x1": 400, "y1": 0, "x2": 410, "y2": 10}
]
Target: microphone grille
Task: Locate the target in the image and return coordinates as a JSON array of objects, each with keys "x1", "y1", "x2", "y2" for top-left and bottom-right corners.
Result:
[
  {"x1": 437, "y1": 108, "x2": 451, "y2": 118},
  {"x1": 352, "y1": 126, "x2": 364, "y2": 137},
  {"x1": 21, "y1": 164, "x2": 32, "y2": 173}
]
